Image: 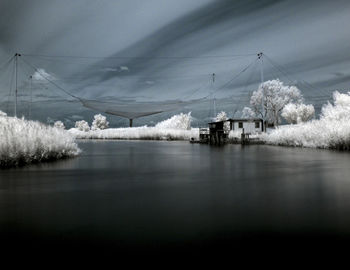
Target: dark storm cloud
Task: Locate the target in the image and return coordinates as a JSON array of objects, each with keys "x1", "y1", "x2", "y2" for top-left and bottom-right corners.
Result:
[{"x1": 1, "y1": 0, "x2": 350, "y2": 122}]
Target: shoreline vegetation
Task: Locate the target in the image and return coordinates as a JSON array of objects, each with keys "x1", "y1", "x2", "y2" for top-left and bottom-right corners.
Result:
[
  {"x1": 69, "y1": 91, "x2": 350, "y2": 151},
  {"x1": 69, "y1": 126, "x2": 199, "y2": 141},
  {"x1": 1, "y1": 90, "x2": 350, "y2": 168},
  {"x1": 0, "y1": 113, "x2": 80, "y2": 167},
  {"x1": 263, "y1": 91, "x2": 350, "y2": 150},
  {"x1": 69, "y1": 112, "x2": 197, "y2": 141}
]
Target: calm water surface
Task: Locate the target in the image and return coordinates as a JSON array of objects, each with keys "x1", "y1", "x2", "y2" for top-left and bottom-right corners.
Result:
[{"x1": 1, "y1": 140, "x2": 350, "y2": 254}]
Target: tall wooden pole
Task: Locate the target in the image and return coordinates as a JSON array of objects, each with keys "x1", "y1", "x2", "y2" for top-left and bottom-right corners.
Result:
[
  {"x1": 258, "y1": 52, "x2": 265, "y2": 131},
  {"x1": 29, "y1": 75, "x2": 32, "y2": 119},
  {"x1": 212, "y1": 73, "x2": 216, "y2": 118},
  {"x1": 14, "y1": 53, "x2": 21, "y2": 117}
]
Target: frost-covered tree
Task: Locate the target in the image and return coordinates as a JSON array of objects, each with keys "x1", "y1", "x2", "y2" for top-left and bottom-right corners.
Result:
[
  {"x1": 241, "y1": 107, "x2": 256, "y2": 118},
  {"x1": 215, "y1": 111, "x2": 230, "y2": 132},
  {"x1": 281, "y1": 103, "x2": 299, "y2": 124},
  {"x1": 91, "y1": 114, "x2": 109, "y2": 130},
  {"x1": 54, "y1": 120, "x2": 65, "y2": 129},
  {"x1": 0, "y1": 111, "x2": 7, "y2": 117},
  {"x1": 75, "y1": 120, "x2": 90, "y2": 132},
  {"x1": 215, "y1": 111, "x2": 228, "y2": 122},
  {"x1": 282, "y1": 103, "x2": 315, "y2": 124},
  {"x1": 298, "y1": 104, "x2": 315, "y2": 122},
  {"x1": 250, "y1": 79, "x2": 302, "y2": 126}
]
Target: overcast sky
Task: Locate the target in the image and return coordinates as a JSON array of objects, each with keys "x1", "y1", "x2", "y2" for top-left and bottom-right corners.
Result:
[{"x1": 0, "y1": 0, "x2": 349, "y2": 124}]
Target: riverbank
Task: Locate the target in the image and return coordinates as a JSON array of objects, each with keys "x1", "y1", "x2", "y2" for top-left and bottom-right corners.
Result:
[
  {"x1": 262, "y1": 91, "x2": 350, "y2": 150},
  {"x1": 68, "y1": 126, "x2": 199, "y2": 141}
]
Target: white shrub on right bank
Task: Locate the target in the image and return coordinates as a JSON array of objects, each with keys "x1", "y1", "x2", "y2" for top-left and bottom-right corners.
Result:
[
  {"x1": 264, "y1": 91, "x2": 350, "y2": 150},
  {"x1": 281, "y1": 103, "x2": 315, "y2": 124}
]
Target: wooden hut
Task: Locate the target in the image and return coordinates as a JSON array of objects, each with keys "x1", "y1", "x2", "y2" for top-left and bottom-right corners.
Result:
[{"x1": 208, "y1": 120, "x2": 228, "y2": 145}]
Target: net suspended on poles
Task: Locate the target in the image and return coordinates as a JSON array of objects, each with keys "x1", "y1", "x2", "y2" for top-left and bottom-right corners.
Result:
[
  {"x1": 78, "y1": 59, "x2": 256, "y2": 126},
  {"x1": 19, "y1": 54, "x2": 257, "y2": 126},
  {"x1": 79, "y1": 98, "x2": 207, "y2": 127}
]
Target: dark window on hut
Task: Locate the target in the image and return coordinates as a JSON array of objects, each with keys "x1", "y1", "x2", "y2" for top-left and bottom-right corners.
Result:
[
  {"x1": 238, "y1": 122, "x2": 243, "y2": 128},
  {"x1": 255, "y1": 121, "x2": 260, "y2": 128}
]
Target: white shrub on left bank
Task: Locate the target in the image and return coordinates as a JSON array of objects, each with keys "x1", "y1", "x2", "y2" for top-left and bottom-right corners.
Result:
[{"x1": 0, "y1": 113, "x2": 80, "y2": 167}]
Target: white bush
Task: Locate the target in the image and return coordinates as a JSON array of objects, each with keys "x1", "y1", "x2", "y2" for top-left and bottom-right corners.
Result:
[
  {"x1": 214, "y1": 111, "x2": 230, "y2": 133},
  {"x1": 0, "y1": 114, "x2": 80, "y2": 167},
  {"x1": 263, "y1": 91, "x2": 350, "y2": 150},
  {"x1": 75, "y1": 120, "x2": 90, "y2": 132},
  {"x1": 282, "y1": 103, "x2": 315, "y2": 124},
  {"x1": 69, "y1": 112, "x2": 197, "y2": 140},
  {"x1": 54, "y1": 120, "x2": 65, "y2": 129},
  {"x1": 0, "y1": 111, "x2": 7, "y2": 117},
  {"x1": 69, "y1": 126, "x2": 199, "y2": 141},
  {"x1": 91, "y1": 114, "x2": 109, "y2": 130},
  {"x1": 321, "y1": 91, "x2": 350, "y2": 121},
  {"x1": 215, "y1": 111, "x2": 228, "y2": 122},
  {"x1": 155, "y1": 112, "x2": 191, "y2": 130}
]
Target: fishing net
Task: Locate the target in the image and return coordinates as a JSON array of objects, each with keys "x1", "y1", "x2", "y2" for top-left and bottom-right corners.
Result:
[{"x1": 79, "y1": 98, "x2": 206, "y2": 119}]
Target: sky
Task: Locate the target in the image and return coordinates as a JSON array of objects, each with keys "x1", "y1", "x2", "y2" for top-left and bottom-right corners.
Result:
[{"x1": 0, "y1": 0, "x2": 350, "y2": 126}]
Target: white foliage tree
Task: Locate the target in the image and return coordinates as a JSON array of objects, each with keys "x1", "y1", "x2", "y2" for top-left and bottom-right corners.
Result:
[
  {"x1": 0, "y1": 111, "x2": 7, "y2": 117},
  {"x1": 215, "y1": 111, "x2": 230, "y2": 132},
  {"x1": 75, "y1": 120, "x2": 90, "y2": 132},
  {"x1": 241, "y1": 107, "x2": 256, "y2": 118},
  {"x1": 250, "y1": 79, "x2": 302, "y2": 126},
  {"x1": 91, "y1": 114, "x2": 109, "y2": 130},
  {"x1": 54, "y1": 120, "x2": 65, "y2": 129},
  {"x1": 282, "y1": 103, "x2": 315, "y2": 124},
  {"x1": 215, "y1": 111, "x2": 228, "y2": 122},
  {"x1": 297, "y1": 104, "x2": 315, "y2": 123}
]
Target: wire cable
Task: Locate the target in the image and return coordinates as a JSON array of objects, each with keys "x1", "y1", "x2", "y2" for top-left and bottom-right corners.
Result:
[
  {"x1": 20, "y1": 57, "x2": 79, "y2": 100},
  {"x1": 21, "y1": 53, "x2": 257, "y2": 60}
]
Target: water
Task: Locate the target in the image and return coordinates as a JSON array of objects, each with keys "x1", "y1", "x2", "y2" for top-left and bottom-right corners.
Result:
[{"x1": 1, "y1": 140, "x2": 350, "y2": 256}]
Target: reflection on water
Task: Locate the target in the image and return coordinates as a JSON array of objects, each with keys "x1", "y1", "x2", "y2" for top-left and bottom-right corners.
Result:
[{"x1": 1, "y1": 140, "x2": 350, "y2": 254}]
